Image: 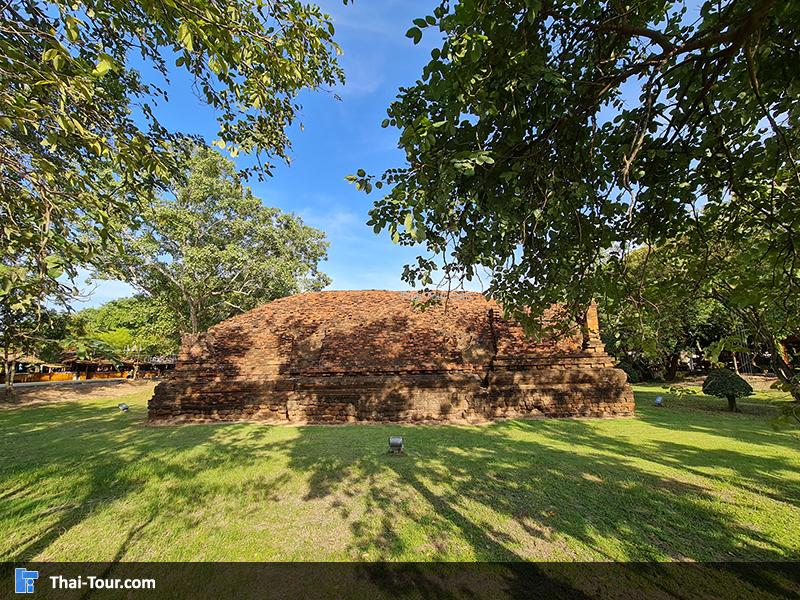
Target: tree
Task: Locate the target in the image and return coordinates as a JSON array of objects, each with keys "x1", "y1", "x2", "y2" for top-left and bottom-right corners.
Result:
[
  {"x1": 73, "y1": 296, "x2": 181, "y2": 356},
  {"x1": 0, "y1": 296, "x2": 70, "y2": 395},
  {"x1": 99, "y1": 144, "x2": 331, "y2": 334},
  {"x1": 599, "y1": 211, "x2": 799, "y2": 395},
  {"x1": 702, "y1": 368, "x2": 753, "y2": 412},
  {"x1": 1, "y1": 0, "x2": 344, "y2": 318},
  {"x1": 665, "y1": 203, "x2": 800, "y2": 399},
  {"x1": 350, "y1": 0, "x2": 799, "y2": 346},
  {"x1": 600, "y1": 247, "x2": 740, "y2": 381},
  {"x1": 1, "y1": 296, "x2": 41, "y2": 394}
]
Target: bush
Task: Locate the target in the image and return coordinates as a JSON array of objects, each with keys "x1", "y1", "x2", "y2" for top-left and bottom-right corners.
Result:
[
  {"x1": 702, "y1": 368, "x2": 753, "y2": 412},
  {"x1": 618, "y1": 362, "x2": 641, "y2": 384}
]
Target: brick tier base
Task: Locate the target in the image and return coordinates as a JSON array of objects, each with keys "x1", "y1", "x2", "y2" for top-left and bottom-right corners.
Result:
[
  {"x1": 149, "y1": 345, "x2": 634, "y2": 423},
  {"x1": 149, "y1": 292, "x2": 634, "y2": 424}
]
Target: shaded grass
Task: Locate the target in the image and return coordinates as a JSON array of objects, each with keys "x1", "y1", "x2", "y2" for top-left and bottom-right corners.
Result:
[
  {"x1": 0, "y1": 384, "x2": 798, "y2": 561},
  {"x1": 640, "y1": 382, "x2": 794, "y2": 417}
]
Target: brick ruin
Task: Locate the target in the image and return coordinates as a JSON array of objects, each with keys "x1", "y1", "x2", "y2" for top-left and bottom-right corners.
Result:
[{"x1": 149, "y1": 291, "x2": 634, "y2": 423}]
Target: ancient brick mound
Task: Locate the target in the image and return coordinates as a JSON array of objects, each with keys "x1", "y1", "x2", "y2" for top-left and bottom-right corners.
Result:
[{"x1": 149, "y1": 291, "x2": 634, "y2": 423}]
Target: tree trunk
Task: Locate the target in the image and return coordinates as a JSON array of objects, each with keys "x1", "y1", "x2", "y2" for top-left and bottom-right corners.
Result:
[
  {"x1": 745, "y1": 317, "x2": 798, "y2": 401},
  {"x1": 665, "y1": 352, "x2": 680, "y2": 381},
  {"x1": 188, "y1": 302, "x2": 199, "y2": 335},
  {"x1": 770, "y1": 342, "x2": 799, "y2": 402},
  {"x1": 714, "y1": 299, "x2": 799, "y2": 401},
  {"x1": 727, "y1": 395, "x2": 738, "y2": 412},
  {"x1": 4, "y1": 360, "x2": 16, "y2": 399}
]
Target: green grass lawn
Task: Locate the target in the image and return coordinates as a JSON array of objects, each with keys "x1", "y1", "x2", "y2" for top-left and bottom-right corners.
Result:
[{"x1": 1, "y1": 384, "x2": 799, "y2": 562}]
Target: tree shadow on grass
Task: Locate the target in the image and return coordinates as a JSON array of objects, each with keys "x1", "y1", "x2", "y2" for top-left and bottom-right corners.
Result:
[
  {"x1": 0, "y1": 400, "x2": 292, "y2": 562},
  {"x1": 2, "y1": 392, "x2": 799, "y2": 571},
  {"x1": 262, "y1": 418, "x2": 800, "y2": 597},
  {"x1": 527, "y1": 416, "x2": 800, "y2": 504},
  {"x1": 633, "y1": 387, "x2": 799, "y2": 438},
  {"x1": 275, "y1": 419, "x2": 799, "y2": 563}
]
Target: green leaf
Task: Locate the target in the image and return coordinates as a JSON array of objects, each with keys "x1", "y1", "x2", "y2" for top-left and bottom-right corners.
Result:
[
  {"x1": 1, "y1": 0, "x2": 345, "y2": 326},
  {"x1": 92, "y1": 53, "x2": 115, "y2": 77},
  {"x1": 65, "y1": 16, "x2": 81, "y2": 42},
  {"x1": 405, "y1": 27, "x2": 422, "y2": 44},
  {"x1": 177, "y1": 22, "x2": 194, "y2": 51}
]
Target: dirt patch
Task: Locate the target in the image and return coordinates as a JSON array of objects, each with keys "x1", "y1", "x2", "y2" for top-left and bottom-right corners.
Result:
[
  {"x1": 671, "y1": 373, "x2": 779, "y2": 391},
  {"x1": 1, "y1": 380, "x2": 157, "y2": 408}
]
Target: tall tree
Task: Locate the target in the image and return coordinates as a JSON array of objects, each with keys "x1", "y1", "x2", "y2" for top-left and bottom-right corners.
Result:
[
  {"x1": 99, "y1": 144, "x2": 331, "y2": 334},
  {"x1": 601, "y1": 209, "x2": 799, "y2": 396},
  {"x1": 351, "y1": 0, "x2": 799, "y2": 342},
  {"x1": 1, "y1": 0, "x2": 344, "y2": 316},
  {"x1": 73, "y1": 295, "x2": 181, "y2": 356},
  {"x1": 0, "y1": 295, "x2": 70, "y2": 394},
  {"x1": 667, "y1": 203, "x2": 800, "y2": 399},
  {"x1": 600, "y1": 247, "x2": 740, "y2": 381}
]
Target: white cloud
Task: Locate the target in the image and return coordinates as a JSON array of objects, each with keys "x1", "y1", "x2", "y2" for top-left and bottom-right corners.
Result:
[{"x1": 300, "y1": 204, "x2": 361, "y2": 237}]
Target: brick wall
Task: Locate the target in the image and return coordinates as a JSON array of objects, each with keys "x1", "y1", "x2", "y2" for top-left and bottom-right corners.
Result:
[{"x1": 149, "y1": 291, "x2": 634, "y2": 423}]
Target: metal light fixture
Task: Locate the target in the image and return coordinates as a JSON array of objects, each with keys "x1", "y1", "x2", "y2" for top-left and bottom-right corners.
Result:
[
  {"x1": 388, "y1": 436, "x2": 404, "y2": 454},
  {"x1": 118, "y1": 403, "x2": 129, "y2": 412}
]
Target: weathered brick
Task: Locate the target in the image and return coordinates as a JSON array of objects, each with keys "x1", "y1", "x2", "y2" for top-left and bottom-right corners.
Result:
[{"x1": 149, "y1": 291, "x2": 634, "y2": 423}]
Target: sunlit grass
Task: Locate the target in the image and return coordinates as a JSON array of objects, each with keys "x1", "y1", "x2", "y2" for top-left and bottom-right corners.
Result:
[{"x1": 1, "y1": 383, "x2": 798, "y2": 561}]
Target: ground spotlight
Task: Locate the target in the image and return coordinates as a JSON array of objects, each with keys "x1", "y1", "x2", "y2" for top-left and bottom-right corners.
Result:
[{"x1": 388, "y1": 436, "x2": 404, "y2": 454}]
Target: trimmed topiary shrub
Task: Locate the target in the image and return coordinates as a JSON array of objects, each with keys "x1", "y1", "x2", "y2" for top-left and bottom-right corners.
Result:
[{"x1": 702, "y1": 368, "x2": 753, "y2": 412}]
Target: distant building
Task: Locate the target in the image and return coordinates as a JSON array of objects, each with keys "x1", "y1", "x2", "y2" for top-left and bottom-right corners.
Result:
[{"x1": 6, "y1": 352, "x2": 177, "y2": 383}]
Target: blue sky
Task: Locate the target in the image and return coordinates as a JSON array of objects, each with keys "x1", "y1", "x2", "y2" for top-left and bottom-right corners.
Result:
[{"x1": 81, "y1": 0, "x2": 449, "y2": 307}]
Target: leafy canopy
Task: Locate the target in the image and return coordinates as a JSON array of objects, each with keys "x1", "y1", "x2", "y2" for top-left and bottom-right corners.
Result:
[
  {"x1": 600, "y1": 247, "x2": 738, "y2": 375},
  {"x1": 352, "y1": 0, "x2": 799, "y2": 332},
  {"x1": 656, "y1": 202, "x2": 800, "y2": 396},
  {"x1": 1, "y1": 0, "x2": 343, "y2": 312},
  {"x1": 73, "y1": 295, "x2": 182, "y2": 356},
  {"x1": 98, "y1": 144, "x2": 331, "y2": 334},
  {"x1": 0, "y1": 295, "x2": 71, "y2": 391}
]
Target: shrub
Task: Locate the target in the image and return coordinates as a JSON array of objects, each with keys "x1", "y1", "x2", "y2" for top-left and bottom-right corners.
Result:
[
  {"x1": 618, "y1": 362, "x2": 641, "y2": 384},
  {"x1": 702, "y1": 368, "x2": 753, "y2": 412}
]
